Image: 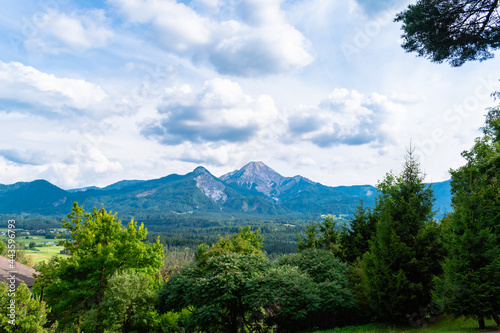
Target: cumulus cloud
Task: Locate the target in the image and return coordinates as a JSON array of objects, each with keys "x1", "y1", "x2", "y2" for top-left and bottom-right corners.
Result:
[
  {"x1": 36, "y1": 145, "x2": 123, "y2": 188},
  {"x1": 0, "y1": 61, "x2": 110, "y2": 116},
  {"x1": 24, "y1": 9, "x2": 113, "y2": 53},
  {"x1": 109, "y1": 0, "x2": 313, "y2": 76},
  {"x1": 141, "y1": 78, "x2": 278, "y2": 145},
  {"x1": 0, "y1": 149, "x2": 50, "y2": 165},
  {"x1": 287, "y1": 88, "x2": 404, "y2": 147},
  {"x1": 178, "y1": 142, "x2": 231, "y2": 166}
]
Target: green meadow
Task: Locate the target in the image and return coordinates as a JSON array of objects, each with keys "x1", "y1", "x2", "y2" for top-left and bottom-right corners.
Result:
[{"x1": 0, "y1": 228, "x2": 67, "y2": 264}]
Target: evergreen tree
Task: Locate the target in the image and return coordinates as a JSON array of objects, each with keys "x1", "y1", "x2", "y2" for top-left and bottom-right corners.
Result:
[
  {"x1": 395, "y1": 0, "x2": 500, "y2": 66},
  {"x1": 362, "y1": 148, "x2": 443, "y2": 323},
  {"x1": 297, "y1": 216, "x2": 342, "y2": 257},
  {"x1": 433, "y1": 105, "x2": 500, "y2": 329},
  {"x1": 341, "y1": 201, "x2": 377, "y2": 263},
  {"x1": 0, "y1": 283, "x2": 50, "y2": 332}
]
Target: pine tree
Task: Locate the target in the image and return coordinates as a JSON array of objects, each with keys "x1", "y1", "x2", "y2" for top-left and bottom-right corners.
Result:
[
  {"x1": 433, "y1": 106, "x2": 500, "y2": 329},
  {"x1": 362, "y1": 147, "x2": 443, "y2": 323},
  {"x1": 341, "y1": 201, "x2": 377, "y2": 263}
]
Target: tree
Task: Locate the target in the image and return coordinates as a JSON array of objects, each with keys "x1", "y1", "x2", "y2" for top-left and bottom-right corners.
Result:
[
  {"x1": 158, "y1": 252, "x2": 268, "y2": 333},
  {"x1": 82, "y1": 270, "x2": 162, "y2": 332},
  {"x1": 297, "y1": 216, "x2": 343, "y2": 257},
  {"x1": 362, "y1": 148, "x2": 444, "y2": 323},
  {"x1": 433, "y1": 104, "x2": 500, "y2": 329},
  {"x1": 0, "y1": 282, "x2": 50, "y2": 332},
  {"x1": 157, "y1": 227, "x2": 267, "y2": 333},
  {"x1": 29, "y1": 242, "x2": 36, "y2": 250},
  {"x1": 244, "y1": 264, "x2": 320, "y2": 332},
  {"x1": 202, "y1": 226, "x2": 264, "y2": 259},
  {"x1": 33, "y1": 203, "x2": 164, "y2": 332},
  {"x1": 158, "y1": 227, "x2": 346, "y2": 332},
  {"x1": 277, "y1": 249, "x2": 356, "y2": 330},
  {"x1": 395, "y1": 0, "x2": 500, "y2": 66},
  {"x1": 341, "y1": 201, "x2": 377, "y2": 263}
]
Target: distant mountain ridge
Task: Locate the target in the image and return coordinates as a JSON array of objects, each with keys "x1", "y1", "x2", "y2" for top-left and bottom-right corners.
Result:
[{"x1": 0, "y1": 162, "x2": 452, "y2": 221}]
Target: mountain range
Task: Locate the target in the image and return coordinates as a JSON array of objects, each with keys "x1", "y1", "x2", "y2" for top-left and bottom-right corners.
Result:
[{"x1": 0, "y1": 161, "x2": 452, "y2": 222}]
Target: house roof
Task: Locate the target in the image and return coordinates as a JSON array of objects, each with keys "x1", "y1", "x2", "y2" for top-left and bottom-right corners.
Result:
[{"x1": 0, "y1": 256, "x2": 39, "y2": 288}]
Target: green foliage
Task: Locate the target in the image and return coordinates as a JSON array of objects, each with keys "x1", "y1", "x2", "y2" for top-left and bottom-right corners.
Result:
[
  {"x1": 433, "y1": 106, "x2": 500, "y2": 328},
  {"x1": 341, "y1": 202, "x2": 377, "y2": 263},
  {"x1": 204, "y1": 226, "x2": 264, "y2": 258},
  {"x1": 298, "y1": 216, "x2": 342, "y2": 256},
  {"x1": 33, "y1": 203, "x2": 164, "y2": 332},
  {"x1": 82, "y1": 270, "x2": 160, "y2": 332},
  {"x1": 0, "y1": 239, "x2": 5, "y2": 255},
  {"x1": 395, "y1": 0, "x2": 500, "y2": 66},
  {"x1": 362, "y1": 148, "x2": 443, "y2": 323},
  {"x1": 158, "y1": 227, "x2": 355, "y2": 332},
  {"x1": 297, "y1": 219, "x2": 318, "y2": 250},
  {"x1": 278, "y1": 249, "x2": 356, "y2": 329},
  {"x1": 245, "y1": 264, "x2": 320, "y2": 331},
  {"x1": 0, "y1": 282, "x2": 50, "y2": 332},
  {"x1": 157, "y1": 252, "x2": 268, "y2": 332}
]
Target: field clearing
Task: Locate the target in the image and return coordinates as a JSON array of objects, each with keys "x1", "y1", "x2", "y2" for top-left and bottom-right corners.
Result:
[
  {"x1": 313, "y1": 317, "x2": 498, "y2": 333},
  {"x1": 25, "y1": 246, "x2": 67, "y2": 264},
  {"x1": 1, "y1": 229, "x2": 67, "y2": 264}
]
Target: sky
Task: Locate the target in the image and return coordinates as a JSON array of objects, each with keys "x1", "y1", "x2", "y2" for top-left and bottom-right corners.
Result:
[{"x1": 1, "y1": 0, "x2": 499, "y2": 190}]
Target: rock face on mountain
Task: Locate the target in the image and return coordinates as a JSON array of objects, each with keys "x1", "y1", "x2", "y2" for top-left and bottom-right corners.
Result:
[
  {"x1": 194, "y1": 166, "x2": 228, "y2": 203},
  {"x1": 221, "y1": 161, "x2": 315, "y2": 200}
]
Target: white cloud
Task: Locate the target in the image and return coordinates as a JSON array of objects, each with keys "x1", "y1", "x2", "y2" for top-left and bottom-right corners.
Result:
[
  {"x1": 142, "y1": 78, "x2": 279, "y2": 144},
  {"x1": 109, "y1": 0, "x2": 313, "y2": 75},
  {"x1": 0, "y1": 148, "x2": 50, "y2": 166},
  {"x1": 287, "y1": 88, "x2": 405, "y2": 147},
  {"x1": 0, "y1": 61, "x2": 110, "y2": 116},
  {"x1": 24, "y1": 9, "x2": 113, "y2": 53}
]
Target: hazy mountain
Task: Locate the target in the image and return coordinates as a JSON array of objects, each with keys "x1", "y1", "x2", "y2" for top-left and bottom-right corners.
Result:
[{"x1": 0, "y1": 162, "x2": 452, "y2": 221}]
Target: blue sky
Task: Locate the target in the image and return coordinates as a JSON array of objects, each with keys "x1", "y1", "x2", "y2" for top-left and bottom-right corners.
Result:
[{"x1": 1, "y1": 0, "x2": 499, "y2": 189}]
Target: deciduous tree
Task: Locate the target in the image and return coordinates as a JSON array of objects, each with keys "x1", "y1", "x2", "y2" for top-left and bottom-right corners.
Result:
[{"x1": 33, "y1": 203, "x2": 164, "y2": 332}]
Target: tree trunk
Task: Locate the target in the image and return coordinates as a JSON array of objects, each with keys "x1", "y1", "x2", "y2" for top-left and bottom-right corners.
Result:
[
  {"x1": 77, "y1": 315, "x2": 81, "y2": 333},
  {"x1": 478, "y1": 318, "x2": 485, "y2": 329},
  {"x1": 493, "y1": 313, "x2": 500, "y2": 326}
]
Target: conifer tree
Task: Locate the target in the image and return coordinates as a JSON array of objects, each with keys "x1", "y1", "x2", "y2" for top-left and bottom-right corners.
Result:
[
  {"x1": 341, "y1": 202, "x2": 377, "y2": 263},
  {"x1": 433, "y1": 105, "x2": 500, "y2": 329},
  {"x1": 362, "y1": 148, "x2": 443, "y2": 323}
]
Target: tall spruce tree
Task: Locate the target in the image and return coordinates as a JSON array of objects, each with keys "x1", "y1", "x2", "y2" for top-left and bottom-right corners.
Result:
[
  {"x1": 433, "y1": 105, "x2": 500, "y2": 329},
  {"x1": 362, "y1": 147, "x2": 443, "y2": 323},
  {"x1": 341, "y1": 202, "x2": 377, "y2": 263}
]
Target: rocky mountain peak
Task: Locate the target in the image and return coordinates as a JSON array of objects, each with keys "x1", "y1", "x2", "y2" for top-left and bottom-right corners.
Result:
[
  {"x1": 221, "y1": 161, "x2": 285, "y2": 196},
  {"x1": 193, "y1": 167, "x2": 227, "y2": 203}
]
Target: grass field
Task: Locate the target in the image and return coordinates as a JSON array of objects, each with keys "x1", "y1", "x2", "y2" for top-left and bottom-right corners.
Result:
[
  {"x1": 24, "y1": 245, "x2": 67, "y2": 264},
  {"x1": 0, "y1": 228, "x2": 67, "y2": 264},
  {"x1": 313, "y1": 316, "x2": 498, "y2": 333}
]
